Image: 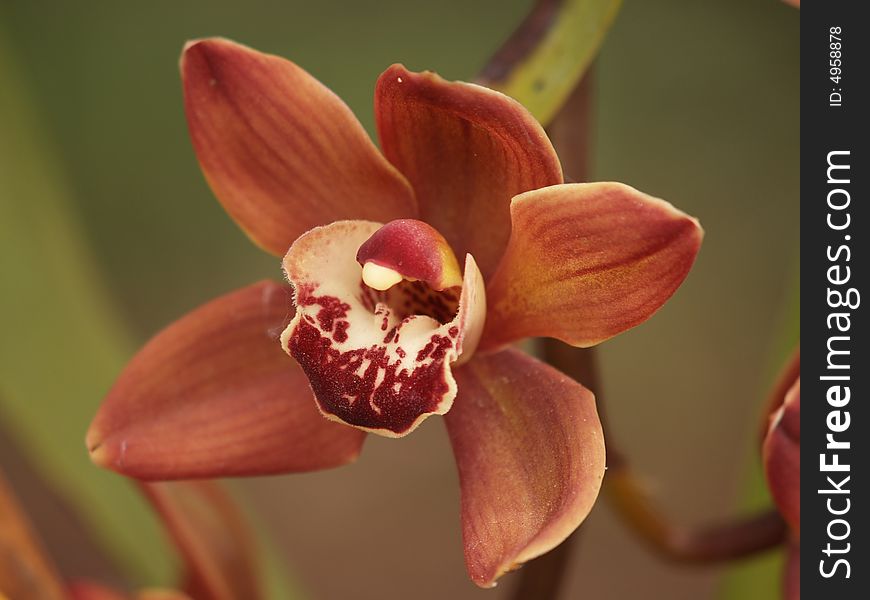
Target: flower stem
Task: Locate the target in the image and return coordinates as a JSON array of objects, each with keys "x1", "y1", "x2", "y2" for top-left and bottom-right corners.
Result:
[{"x1": 605, "y1": 463, "x2": 787, "y2": 563}]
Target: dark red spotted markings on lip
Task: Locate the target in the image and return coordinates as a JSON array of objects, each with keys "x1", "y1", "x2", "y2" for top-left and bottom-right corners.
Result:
[{"x1": 289, "y1": 283, "x2": 458, "y2": 435}]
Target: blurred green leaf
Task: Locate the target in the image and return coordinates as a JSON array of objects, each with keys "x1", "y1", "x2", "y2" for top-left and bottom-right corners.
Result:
[
  {"x1": 0, "y1": 27, "x2": 171, "y2": 585},
  {"x1": 0, "y1": 29, "x2": 299, "y2": 599},
  {"x1": 483, "y1": 0, "x2": 622, "y2": 125}
]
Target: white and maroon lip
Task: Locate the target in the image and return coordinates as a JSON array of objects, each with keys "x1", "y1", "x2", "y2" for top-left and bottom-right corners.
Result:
[{"x1": 281, "y1": 220, "x2": 485, "y2": 438}]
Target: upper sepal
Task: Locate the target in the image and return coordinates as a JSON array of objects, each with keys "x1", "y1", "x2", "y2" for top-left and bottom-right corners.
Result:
[{"x1": 375, "y1": 64, "x2": 562, "y2": 279}]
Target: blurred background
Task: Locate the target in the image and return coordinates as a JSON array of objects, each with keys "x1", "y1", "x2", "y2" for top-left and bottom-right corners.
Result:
[{"x1": 0, "y1": 0, "x2": 798, "y2": 598}]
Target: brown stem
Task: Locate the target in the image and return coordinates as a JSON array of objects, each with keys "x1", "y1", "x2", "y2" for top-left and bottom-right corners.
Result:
[
  {"x1": 477, "y1": 0, "x2": 564, "y2": 87},
  {"x1": 605, "y1": 463, "x2": 787, "y2": 563},
  {"x1": 543, "y1": 339, "x2": 787, "y2": 562}
]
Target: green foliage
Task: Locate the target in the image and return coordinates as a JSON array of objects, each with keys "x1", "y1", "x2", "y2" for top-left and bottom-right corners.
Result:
[
  {"x1": 0, "y1": 29, "x2": 299, "y2": 599},
  {"x1": 487, "y1": 0, "x2": 622, "y2": 125},
  {"x1": 0, "y1": 29, "x2": 171, "y2": 584}
]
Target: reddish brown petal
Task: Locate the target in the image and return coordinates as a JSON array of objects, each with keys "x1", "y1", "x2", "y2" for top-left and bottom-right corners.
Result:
[
  {"x1": 375, "y1": 65, "x2": 562, "y2": 279},
  {"x1": 87, "y1": 281, "x2": 365, "y2": 479},
  {"x1": 0, "y1": 471, "x2": 66, "y2": 600},
  {"x1": 282, "y1": 221, "x2": 486, "y2": 437},
  {"x1": 182, "y1": 39, "x2": 416, "y2": 256},
  {"x1": 445, "y1": 349, "x2": 605, "y2": 587},
  {"x1": 141, "y1": 481, "x2": 259, "y2": 600},
  {"x1": 763, "y1": 378, "x2": 800, "y2": 535},
  {"x1": 481, "y1": 183, "x2": 703, "y2": 350},
  {"x1": 356, "y1": 219, "x2": 462, "y2": 291}
]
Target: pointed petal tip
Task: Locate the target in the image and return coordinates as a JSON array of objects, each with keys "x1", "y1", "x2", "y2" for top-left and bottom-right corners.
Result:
[
  {"x1": 85, "y1": 426, "x2": 110, "y2": 468},
  {"x1": 180, "y1": 37, "x2": 232, "y2": 70},
  {"x1": 85, "y1": 433, "x2": 128, "y2": 477},
  {"x1": 181, "y1": 36, "x2": 240, "y2": 57}
]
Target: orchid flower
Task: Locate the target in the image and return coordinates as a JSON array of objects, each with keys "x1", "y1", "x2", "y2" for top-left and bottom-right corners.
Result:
[
  {"x1": 88, "y1": 39, "x2": 703, "y2": 587},
  {"x1": 761, "y1": 348, "x2": 800, "y2": 599},
  {"x1": 0, "y1": 469, "x2": 261, "y2": 600}
]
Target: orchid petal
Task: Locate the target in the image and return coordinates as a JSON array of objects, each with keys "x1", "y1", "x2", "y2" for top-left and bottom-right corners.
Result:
[
  {"x1": 141, "y1": 481, "x2": 260, "y2": 600},
  {"x1": 282, "y1": 220, "x2": 485, "y2": 437},
  {"x1": 481, "y1": 183, "x2": 703, "y2": 349},
  {"x1": 0, "y1": 471, "x2": 66, "y2": 600},
  {"x1": 763, "y1": 378, "x2": 800, "y2": 535},
  {"x1": 375, "y1": 65, "x2": 562, "y2": 279},
  {"x1": 445, "y1": 348, "x2": 605, "y2": 587},
  {"x1": 87, "y1": 281, "x2": 365, "y2": 479},
  {"x1": 182, "y1": 39, "x2": 416, "y2": 256}
]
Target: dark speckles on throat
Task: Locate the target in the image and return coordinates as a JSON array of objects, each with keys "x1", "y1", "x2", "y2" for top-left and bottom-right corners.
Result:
[{"x1": 288, "y1": 282, "x2": 457, "y2": 435}]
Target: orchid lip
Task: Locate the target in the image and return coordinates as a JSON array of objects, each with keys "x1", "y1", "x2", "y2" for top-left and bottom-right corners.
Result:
[{"x1": 281, "y1": 220, "x2": 485, "y2": 437}]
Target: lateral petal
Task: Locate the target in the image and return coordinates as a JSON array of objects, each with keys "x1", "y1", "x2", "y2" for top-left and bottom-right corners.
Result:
[{"x1": 482, "y1": 183, "x2": 703, "y2": 349}]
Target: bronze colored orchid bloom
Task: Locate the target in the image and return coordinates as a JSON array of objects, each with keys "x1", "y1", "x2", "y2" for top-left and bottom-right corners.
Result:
[
  {"x1": 88, "y1": 38, "x2": 703, "y2": 587},
  {"x1": 0, "y1": 469, "x2": 261, "y2": 600},
  {"x1": 762, "y1": 348, "x2": 800, "y2": 599}
]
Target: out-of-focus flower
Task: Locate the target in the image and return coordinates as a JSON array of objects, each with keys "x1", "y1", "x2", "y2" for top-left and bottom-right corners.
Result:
[
  {"x1": 0, "y1": 468, "x2": 260, "y2": 600},
  {"x1": 88, "y1": 39, "x2": 703, "y2": 586},
  {"x1": 761, "y1": 348, "x2": 800, "y2": 599}
]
